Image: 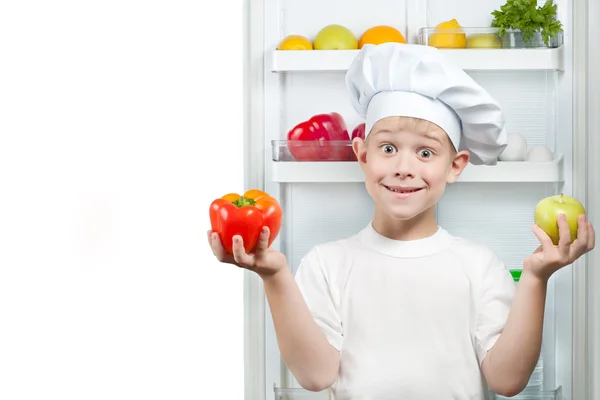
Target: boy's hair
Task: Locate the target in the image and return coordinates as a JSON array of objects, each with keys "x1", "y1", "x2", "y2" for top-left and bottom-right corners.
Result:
[{"x1": 365, "y1": 116, "x2": 458, "y2": 155}]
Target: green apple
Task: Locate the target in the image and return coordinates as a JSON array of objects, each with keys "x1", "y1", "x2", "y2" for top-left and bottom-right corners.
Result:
[
  {"x1": 314, "y1": 24, "x2": 358, "y2": 50},
  {"x1": 466, "y1": 33, "x2": 502, "y2": 49},
  {"x1": 534, "y1": 194, "x2": 587, "y2": 245}
]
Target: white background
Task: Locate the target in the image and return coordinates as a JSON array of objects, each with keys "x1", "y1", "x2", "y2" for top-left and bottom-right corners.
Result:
[{"x1": 0, "y1": 1, "x2": 245, "y2": 399}]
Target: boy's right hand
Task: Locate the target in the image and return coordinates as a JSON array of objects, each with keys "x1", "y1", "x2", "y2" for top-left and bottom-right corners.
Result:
[{"x1": 208, "y1": 226, "x2": 288, "y2": 279}]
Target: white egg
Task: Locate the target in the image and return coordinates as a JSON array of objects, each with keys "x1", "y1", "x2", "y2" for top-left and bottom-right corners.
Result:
[
  {"x1": 499, "y1": 132, "x2": 528, "y2": 161},
  {"x1": 527, "y1": 144, "x2": 554, "y2": 162}
]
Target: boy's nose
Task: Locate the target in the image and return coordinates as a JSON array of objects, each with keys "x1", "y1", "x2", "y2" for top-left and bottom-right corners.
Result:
[{"x1": 394, "y1": 155, "x2": 415, "y2": 179}]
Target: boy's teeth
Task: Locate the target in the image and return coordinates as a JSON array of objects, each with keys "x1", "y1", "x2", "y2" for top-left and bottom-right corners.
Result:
[{"x1": 387, "y1": 186, "x2": 418, "y2": 193}]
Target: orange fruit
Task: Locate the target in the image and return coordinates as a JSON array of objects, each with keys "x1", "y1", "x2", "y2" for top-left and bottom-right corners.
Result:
[
  {"x1": 358, "y1": 25, "x2": 406, "y2": 48},
  {"x1": 277, "y1": 35, "x2": 313, "y2": 50},
  {"x1": 428, "y1": 19, "x2": 466, "y2": 49}
]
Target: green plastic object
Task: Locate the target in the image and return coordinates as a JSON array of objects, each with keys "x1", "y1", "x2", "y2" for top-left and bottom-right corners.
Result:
[{"x1": 510, "y1": 269, "x2": 522, "y2": 282}]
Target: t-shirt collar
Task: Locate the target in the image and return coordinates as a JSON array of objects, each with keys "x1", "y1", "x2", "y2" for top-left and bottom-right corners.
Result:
[{"x1": 357, "y1": 221, "x2": 453, "y2": 258}]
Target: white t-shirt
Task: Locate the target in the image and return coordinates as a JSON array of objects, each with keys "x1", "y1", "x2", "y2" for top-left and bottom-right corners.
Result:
[{"x1": 295, "y1": 222, "x2": 516, "y2": 400}]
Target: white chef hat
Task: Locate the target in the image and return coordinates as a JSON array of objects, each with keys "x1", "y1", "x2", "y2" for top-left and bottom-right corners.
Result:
[{"x1": 345, "y1": 43, "x2": 508, "y2": 165}]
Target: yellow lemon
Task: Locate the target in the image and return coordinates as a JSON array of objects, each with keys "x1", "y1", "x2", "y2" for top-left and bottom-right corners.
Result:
[
  {"x1": 429, "y1": 18, "x2": 466, "y2": 49},
  {"x1": 277, "y1": 35, "x2": 313, "y2": 50}
]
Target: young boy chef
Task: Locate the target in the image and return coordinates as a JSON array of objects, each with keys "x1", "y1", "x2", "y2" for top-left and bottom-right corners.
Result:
[{"x1": 208, "y1": 43, "x2": 595, "y2": 399}]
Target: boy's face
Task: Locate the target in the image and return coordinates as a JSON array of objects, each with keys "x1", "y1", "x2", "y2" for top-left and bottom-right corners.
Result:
[{"x1": 352, "y1": 116, "x2": 470, "y2": 221}]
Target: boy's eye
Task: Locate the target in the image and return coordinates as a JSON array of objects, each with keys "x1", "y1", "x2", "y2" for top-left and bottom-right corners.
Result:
[
  {"x1": 381, "y1": 144, "x2": 397, "y2": 154},
  {"x1": 419, "y1": 149, "x2": 433, "y2": 158}
]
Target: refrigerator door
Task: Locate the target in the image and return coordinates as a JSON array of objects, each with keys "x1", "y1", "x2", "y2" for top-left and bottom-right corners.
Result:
[
  {"x1": 241, "y1": 0, "x2": 597, "y2": 398},
  {"x1": 571, "y1": 0, "x2": 600, "y2": 398}
]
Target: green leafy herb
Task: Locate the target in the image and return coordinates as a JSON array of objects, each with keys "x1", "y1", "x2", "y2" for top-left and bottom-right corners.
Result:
[{"x1": 491, "y1": 0, "x2": 563, "y2": 46}]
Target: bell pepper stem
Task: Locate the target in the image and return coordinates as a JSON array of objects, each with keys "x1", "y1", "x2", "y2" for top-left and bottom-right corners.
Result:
[{"x1": 232, "y1": 196, "x2": 256, "y2": 208}]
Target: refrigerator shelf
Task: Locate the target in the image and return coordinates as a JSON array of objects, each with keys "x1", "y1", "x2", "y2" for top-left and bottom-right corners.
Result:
[
  {"x1": 271, "y1": 153, "x2": 564, "y2": 183},
  {"x1": 272, "y1": 385, "x2": 562, "y2": 400},
  {"x1": 269, "y1": 46, "x2": 564, "y2": 72},
  {"x1": 273, "y1": 386, "x2": 330, "y2": 400},
  {"x1": 490, "y1": 385, "x2": 562, "y2": 399},
  {"x1": 417, "y1": 27, "x2": 564, "y2": 49}
]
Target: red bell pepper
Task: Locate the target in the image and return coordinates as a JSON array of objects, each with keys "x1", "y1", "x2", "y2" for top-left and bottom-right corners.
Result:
[
  {"x1": 286, "y1": 112, "x2": 351, "y2": 161},
  {"x1": 351, "y1": 122, "x2": 366, "y2": 140},
  {"x1": 209, "y1": 189, "x2": 282, "y2": 254},
  {"x1": 330, "y1": 112, "x2": 349, "y2": 140},
  {"x1": 349, "y1": 122, "x2": 366, "y2": 161}
]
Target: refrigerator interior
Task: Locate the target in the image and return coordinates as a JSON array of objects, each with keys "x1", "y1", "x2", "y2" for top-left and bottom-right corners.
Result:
[{"x1": 254, "y1": 0, "x2": 576, "y2": 398}]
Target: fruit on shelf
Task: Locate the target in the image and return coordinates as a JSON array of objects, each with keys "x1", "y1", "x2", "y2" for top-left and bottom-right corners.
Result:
[
  {"x1": 428, "y1": 19, "x2": 467, "y2": 48},
  {"x1": 349, "y1": 123, "x2": 366, "y2": 161},
  {"x1": 351, "y1": 123, "x2": 366, "y2": 140},
  {"x1": 277, "y1": 35, "x2": 313, "y2": 50},
  {"x1": 286, "y1": 112, "x2": 351, "y2": 161},
  {"x1": 466, "y1": 33, "x2": 502, "y2": 48},
  {"x1": 534, "y1": 194, "x2": 587, "y2": 245},
  {"x1": 359, "y1": 25, "x2": 406, "y2": 48},
  {"x1": 314, "y1": 24, "x2": 358, "y2": 50}
]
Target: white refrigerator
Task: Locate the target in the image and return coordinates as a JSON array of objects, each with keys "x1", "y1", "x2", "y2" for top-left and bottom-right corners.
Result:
[{"x1": 241, "y1": 0, "x2": 600, "y2": 399}]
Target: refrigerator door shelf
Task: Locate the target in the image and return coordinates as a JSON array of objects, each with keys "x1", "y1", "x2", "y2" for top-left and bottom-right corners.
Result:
[
  {"x1": 491, "y1": 385, "x2": 562, "y2": 400},
  {"x1": 272, "y1": 140, "x2": 355, "y2": 163},
  {"x1": 273, "y1": 386, "x2": 330, "y2": 400},
  {"x1": 271, "y1": 153, "x2": 564, "y2": 183},
  {"x1": 269, "y1": 46, "x2": 564, "y2": 72},
  {"x1": 272, "y1": 385, "x2": 561, "y2": 400},
  {"x1": 417, "y1": 27, "x2": 564, "y2": 49}
]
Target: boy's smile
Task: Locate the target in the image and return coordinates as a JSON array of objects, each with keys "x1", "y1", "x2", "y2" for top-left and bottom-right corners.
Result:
[{"x1": 382, "y1": 184, "x2": 424, "y2": 198}]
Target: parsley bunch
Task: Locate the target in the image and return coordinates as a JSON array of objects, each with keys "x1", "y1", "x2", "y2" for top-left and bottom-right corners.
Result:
[{"x1": 491, "y1": 0, "x2": 563, "y2": 46}]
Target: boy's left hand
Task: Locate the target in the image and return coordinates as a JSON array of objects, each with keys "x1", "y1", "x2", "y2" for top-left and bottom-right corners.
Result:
[{"x1": 525, "y1": 214, "x2": 595, "y2": 281}]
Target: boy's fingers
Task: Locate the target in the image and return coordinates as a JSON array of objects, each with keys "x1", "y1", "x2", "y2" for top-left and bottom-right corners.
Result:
[
  {"x1": 232, "y1": 235, "x2": 254, "y2": 267},
  {"x1": 256, "y1": 227, "x2": 270, "y2": 253},
  {"x1": 574, "y1": 215, "x2": 589, "y2": 254},
  {"x1": 588, "y1": 221, "x2": 595, "y2": 252},
  {"x1": 210, "y1": 232, "x2": 237, "y2": 264},
  {"x1": 557, "y1": 214, "x2": 571, "y2": 256},
  {"x1": 532, "y1": 224, "x2": 553, "y2": 249},
  {"x1": 209, "y1": 232, "x2": 226, "y2": 260}
]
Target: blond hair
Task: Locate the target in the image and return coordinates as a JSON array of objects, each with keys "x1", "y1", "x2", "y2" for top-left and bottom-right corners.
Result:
[{"x1": 366, "y1": 116, "x2": 457, "y2": 153}]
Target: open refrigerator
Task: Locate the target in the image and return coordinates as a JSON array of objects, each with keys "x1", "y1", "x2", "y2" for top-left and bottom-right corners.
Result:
[{"x1": 241, "y1": 0, "x2": 600, "y2": 399}]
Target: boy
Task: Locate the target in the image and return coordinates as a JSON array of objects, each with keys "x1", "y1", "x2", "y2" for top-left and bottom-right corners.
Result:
[{"x1": 208, "y1": 43, "x2": 595, "y2": 399}]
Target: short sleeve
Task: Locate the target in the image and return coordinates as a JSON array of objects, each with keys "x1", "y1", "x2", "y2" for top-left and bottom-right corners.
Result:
[
  {"x1": 474, "y1": 248, "x2": 516, "y2": 365},
  {"x1": 294, "y1": 247, "x2": 344, "y2": 352}
]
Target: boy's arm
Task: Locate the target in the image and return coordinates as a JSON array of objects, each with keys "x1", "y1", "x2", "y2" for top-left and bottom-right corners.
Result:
[
  {"x1": 263, "y1": 267, "x2": 340, "y2": 392},
  {"x1": 208, "y1": 228, "x2": 340, "y2": 392},
  {"x1": 481, "y1": 269, "x2": 546, "y2": 397},
  {"x1": 483, "y1": 215, "x2": 594, "y2": 396}
]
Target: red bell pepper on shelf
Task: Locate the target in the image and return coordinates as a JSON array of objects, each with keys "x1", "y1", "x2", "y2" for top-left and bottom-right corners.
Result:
[
  {"x1": 286, "y1": 112, "x2": 352, "y2": 161},
  {"x1": 348, "y1": 122, "x2": 366, "y2": 161},
  {"x1": 351, "y1": 122, "x2": 366, "y2": 140},
  {"x1": 329, "y1": 112, "x2": 349, "y2": 140},
  {"x1": 209, "y1": 189, "x2": 282, "y2": 254}
]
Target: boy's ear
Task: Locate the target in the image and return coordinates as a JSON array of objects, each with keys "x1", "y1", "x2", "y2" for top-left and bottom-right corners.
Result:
[
  {"x1": 352, "y1": 137, "x2": 367, "y2": 165},
  {"x1": 446, "y1": 150, "x2": 470, "y2": 183}
]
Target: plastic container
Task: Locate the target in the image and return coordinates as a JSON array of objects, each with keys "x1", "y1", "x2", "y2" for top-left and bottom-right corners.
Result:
[
  {"x1": 417, "y1": 27, "x2": 562, "y2": 49},
  {"x1": 500, "y1": 30, "x2": 563, "y2": 49},
  {"x1": 274, "y1": 386, "x2": 330, "y2": 400},
  {"x1": 490, "y1": 386, "x2": 562, "y2": 399},
  {"x1": 271, "y1": 140, "x2": 355, "y2": 162}
]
